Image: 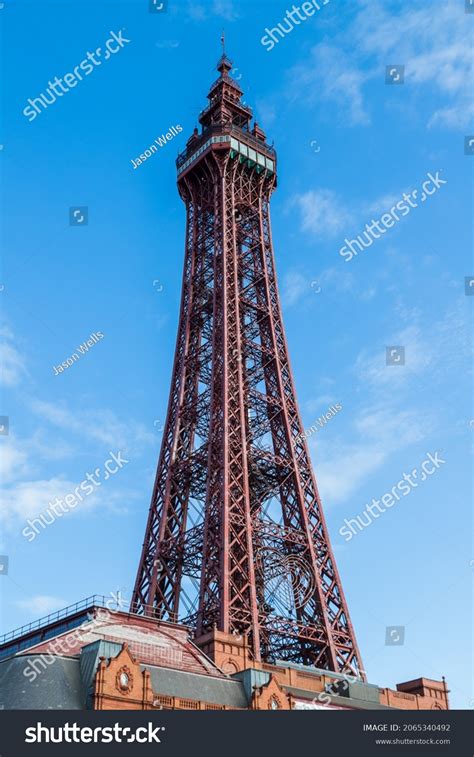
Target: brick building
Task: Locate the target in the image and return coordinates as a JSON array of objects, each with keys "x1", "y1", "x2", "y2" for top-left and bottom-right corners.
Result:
[{"x1": 0, "y1": 597, "x2": 449, "y2": 711}]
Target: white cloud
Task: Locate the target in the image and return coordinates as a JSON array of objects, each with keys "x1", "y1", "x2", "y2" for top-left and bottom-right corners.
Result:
[
  {"x1": 1, "y1": 433, "x2": 74, "y2": 488},
  {"x1": 281, "y1": 271, "x2": 308, "y2": 307},
  {"x1": 366, "y1": 193, "x2": 407, "y2": 216},
  {"x1": 288, "y1": 43, "x2": 371, "y2": 126},
  {"x1": 355, "y1": 325, "x2": 434, "y2": 392},
  {"x1": 0, "y1": 326, "x2": 26, "y2": 387},
  {"x1": 304, "y1": 394, "x2": 338, "y2": 414},
  {"x1": 307, "y1": 299, "x2": 469, "y2": 507},
  {"x1": 29, "y1": 400, "x2": 154, "y2": 453},
  {"x1": 317, "y1": 266, "x2": 356, "y2": 293},
  {"x1": 1, "y1": 471, "x2": 136, "y2": 534},
  {"x1": 290, "y1": 184, "x2": 409, "y2": 243},
  {"x1": 428, "y1": 103, "x2": 474, "y2": 130},
  {"x1": 279, "y1": 265, "x2": 375, "y2": 309},
  {"x1": 0, "y1": 330, "x2": 152, "y2": 535},
  {"x1": 15, "y1": 595, "x2": 67, "y2": 616},
  {"x1": 0, "y1": 438, "x2": 29, "y2": 484},
  {"x1": 2, "y1": 476, "x2": 79, "y2": 523},
  {"x1": 316, "y1": 443, "x2": 386, "y2": 504},
  {"x1": 286, "y1": 0, "x2": 473, "y2": 130},
  {"x1": 314, "y1": 404, "x2": 429, "y2": 505},
  {"x1": 186, "y1": 0, "x2": 239, "y2": 21},
  {"x1": 290, "y1": 189, "x2": 352, "y2": 238},
  {"x1": 213, "y1": 0, "x2": 239, "y2": 21}
]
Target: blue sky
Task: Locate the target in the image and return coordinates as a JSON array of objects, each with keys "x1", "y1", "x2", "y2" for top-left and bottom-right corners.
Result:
[{"x1": 0, "y1": 0, "x2": 472, "y2": 708}]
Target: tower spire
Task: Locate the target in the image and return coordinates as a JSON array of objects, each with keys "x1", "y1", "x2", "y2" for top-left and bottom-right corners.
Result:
[{"x1": 217, "y1": 33, "x2": 233, "y2": 79}]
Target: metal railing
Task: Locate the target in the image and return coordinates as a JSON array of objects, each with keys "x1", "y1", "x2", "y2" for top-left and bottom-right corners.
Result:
[
  {"x1": 176, "y1": 124, "x2": 276, "y2": 169},
  {"x1": 0, "y1": 595, "x2": 111, "y2": 646},
  {"x1": 0, "y1": 594, "x2": 192, "y2": 650}
]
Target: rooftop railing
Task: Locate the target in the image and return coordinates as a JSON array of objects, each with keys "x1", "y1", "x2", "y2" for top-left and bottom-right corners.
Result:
[
  {"x1": 0, "y1": 594, "x2": 189, "y2": 652},
  {"x1": 176, "y1": 123, "x2": 276, "y2": 169},
  {"x1": 0, "y1": 595, "x2": 111, "y2": 646}
]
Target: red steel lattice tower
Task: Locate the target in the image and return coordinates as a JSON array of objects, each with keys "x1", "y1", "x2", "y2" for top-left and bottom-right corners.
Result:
[{"x1": 132, "y1": 54, "x2": 365, "y2": 677}]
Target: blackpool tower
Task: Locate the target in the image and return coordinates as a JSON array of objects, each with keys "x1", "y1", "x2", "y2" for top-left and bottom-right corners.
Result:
[{"x1": 132, "y1": 52, "x2": 365, "y2": 679}]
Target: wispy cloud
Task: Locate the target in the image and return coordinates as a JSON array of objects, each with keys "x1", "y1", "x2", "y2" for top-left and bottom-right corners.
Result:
[
  {"x1": 280, "y1": 265, "x2": 376, "y2": 309},
  {"x1": 290, "y1": 189, "x2": 353, "y2": 238},
  {"x1": 213, "y1": 0, "x2": 239, "y2": 21},
  {"x1": 156, "y1": 40, "x2": 180, "y2": 50},
  {"x1": 0, "y1": 332, "x2": 154, "y2": 534},
  {"x1": 1, "y1": 463, "x2": 139, "y2": 534},
  {"x1": 2, "y1": 476, "x2": 80, "y2": 523},
  {"x1": 15, "y1": 595, "x2": 68, "y2": 616},
  {"x1": 29, "y1": 400, "x2": 154, "y2": 453},
  {"x1": 315, "y1": 404, "x2": 430, "y2": 505},
  {"x1": 186, "y1": 0, "x2": 239, "y2": 22},
  {"x1": 290, "y1": 182, "x2": 414, "y2": 242},
  {"x1": 0, "y1": 326, "x2": 27, "y2": 387},
  {"x1": 355, "y1": 325, "x2": 433, "y2": 393},
  {"x1": 288, "y1": 42, "x2": 371, "y2": 126},
  {"x1": 286, "y1": 0, "x2": 473, "y2": 130},
  {"x1": 309, "y1": 299, "x2": 469, "y2": 506},
  {"x1": 281, "y1": 271, "x2": 308, "y2": 307}
]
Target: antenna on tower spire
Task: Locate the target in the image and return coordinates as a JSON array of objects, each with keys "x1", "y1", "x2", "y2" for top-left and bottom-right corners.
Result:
[{"x1": 221, "y1": 29, "x2": 226, "y2": 56}]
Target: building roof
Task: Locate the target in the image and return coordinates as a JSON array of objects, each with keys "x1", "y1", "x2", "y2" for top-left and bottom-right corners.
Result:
[
  {"x1": 0, "y1": 606, "x2": 249, "y2": 710},
  {"x1": 0, "y1": 651, "x2": 248, "y2": 711},
  {"x1": 145, "y1": 665, "x2": 248, "y2": 709},
  {"x1": 285, "y1": 685, "x2": 392, "y2": 711},
  {"x1": 10, "y1": 609, "x2": 224, "y2": 679},
  {"x1": 0, "y1": 655, "x2": 83, "y2": 710}
]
